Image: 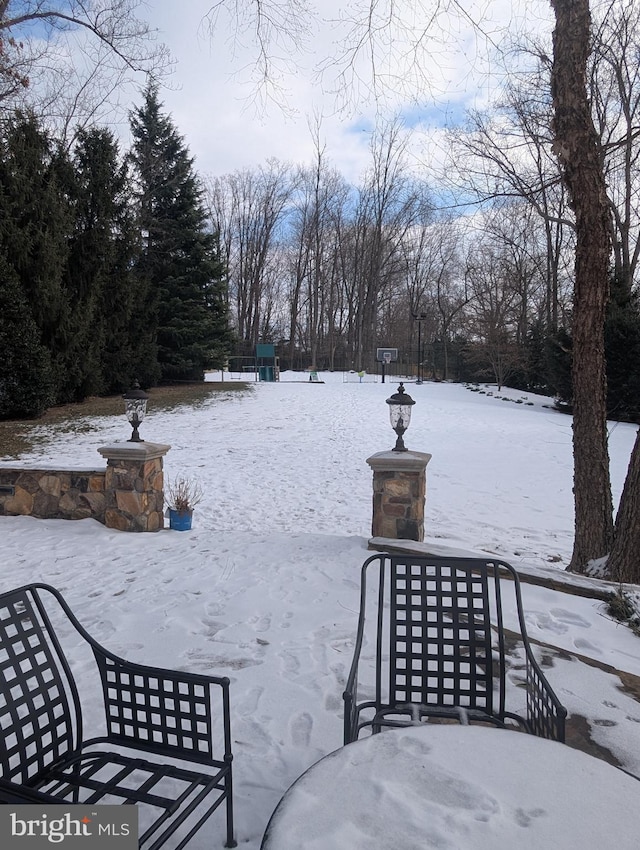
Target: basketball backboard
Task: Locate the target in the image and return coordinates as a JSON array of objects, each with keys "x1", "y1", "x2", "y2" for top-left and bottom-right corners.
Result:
[{"x1": 376, "y1": 347, "x2": 398, "y2": 362}]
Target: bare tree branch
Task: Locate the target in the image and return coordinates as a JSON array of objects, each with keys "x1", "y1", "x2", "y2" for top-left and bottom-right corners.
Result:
[{"x1": 0, "y1": 1, "x2": 169, "y2": 130}]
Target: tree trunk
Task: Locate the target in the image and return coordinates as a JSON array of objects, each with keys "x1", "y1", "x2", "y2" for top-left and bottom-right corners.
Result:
[
  {"x1": 550, "y1": 0, "x2": 614, "y2": 571},
  {"x1": 607, "y1": 428, "x2": 640, "y2": 583}
]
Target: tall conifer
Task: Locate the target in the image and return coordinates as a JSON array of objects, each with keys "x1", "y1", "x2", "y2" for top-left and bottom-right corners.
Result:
[
  {"x1": 66, "y1": 128, "x2": 144, "y2": 397},
  {"x1": 0, "y1": 112, "x2": 72, "y2": 402},
  {"x1": 129, "y1": 83, "x2": 231, "y2": 383},
  {"x1": 0, "y1": 253, "x2": 54, "y2": 418}
]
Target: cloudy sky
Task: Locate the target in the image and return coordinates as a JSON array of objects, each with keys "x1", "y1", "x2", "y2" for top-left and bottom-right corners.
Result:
[
  {"x1": 14, "y1": 1, "x2": 553, "y2": 185},
  {"x1": 130, "y1": 0, "x2": 553, "y2": 185}
]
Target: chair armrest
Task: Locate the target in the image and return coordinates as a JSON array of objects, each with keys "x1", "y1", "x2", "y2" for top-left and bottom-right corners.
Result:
[
  {"x1": 92, "y1": 650, "x2": 233, "y2": 764},
  {"x1": 504, "y1": 565, "x2": 567, "y2": 742},
  {"x1": 343, "y1": 665, "x2": 359, "y2": 744},
  {"x1": 343, "y1": 612, "x2": 367, "y2": 744},
  {"x1": 522, "y1": 645, "x2": 567, "y2": 742}
]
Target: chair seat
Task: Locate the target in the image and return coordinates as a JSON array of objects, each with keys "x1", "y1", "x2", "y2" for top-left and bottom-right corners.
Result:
[
  {"x1": 30, "y1": 747, "x2": 230, "y2": 847},
  {"x1": 371, "y1": 703, "x2": 517, "y2": 729},
  {"x1": 38, "y1": 747, "x2": 227, "y2": 803}
]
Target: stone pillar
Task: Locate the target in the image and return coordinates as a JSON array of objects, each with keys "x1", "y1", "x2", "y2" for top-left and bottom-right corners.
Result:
[
  {"x1": 366, "y1": 450, "x2": 432, "y2": 542},
  {"x1": 97, "y1": 442, "x2": 171, "y2": 532}
]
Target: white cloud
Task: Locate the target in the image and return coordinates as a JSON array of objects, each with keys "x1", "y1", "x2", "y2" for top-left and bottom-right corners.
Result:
[{"x1": 126, "y1": 0, "x2": 554, "y2": 183}]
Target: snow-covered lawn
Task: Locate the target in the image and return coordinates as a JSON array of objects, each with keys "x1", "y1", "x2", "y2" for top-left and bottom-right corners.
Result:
[{"x1": 1, "y1": 372, "x2": 639, "y2": 848}]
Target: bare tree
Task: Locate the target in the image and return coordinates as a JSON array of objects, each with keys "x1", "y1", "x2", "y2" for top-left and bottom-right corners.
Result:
[
  {"x1": 0, "y1": 1, "x2": 167, "y2": 133},
  {"x1": 447, "y1": 58, "x2": 574, "y2": 336},
  {"x1": 207, "y1": 161, "x2": 292, "y2": 350},
  {"x1": 347, "y1": 119, "x2": 431, "y2": 368},
  {"x1": 0, "y1": 1, "x2": 161, "y2": 72},
  {"x1": 464, "y1": 237, "x2": 524, "y2": 390},
  {"x1": 447, "y1": 2, "x2": 640, "y2": 576},
  {"x1": 397, "y1": 218, "x2": 466, "y2": 380},
  {"x1": 551, "y1": 0, "x2": 614, "y2": 570},
  {"x1": 285, "y1": 119, "x2": 351, "y2": 369},
  {"x1": 590, "y1": 0, "x2": 640, "y2": 292},
  {"x1": 203, "y1": 0, "x2": 312, "y2": 111}
]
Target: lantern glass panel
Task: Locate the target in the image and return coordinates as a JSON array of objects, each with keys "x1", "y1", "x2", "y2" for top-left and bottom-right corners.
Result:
[
  {"x1": 126, "y1": 398, "x2": 147, "y2": 424},
  {"x1": 389, "y1": 403, "x2": 412, "y2": 431}
]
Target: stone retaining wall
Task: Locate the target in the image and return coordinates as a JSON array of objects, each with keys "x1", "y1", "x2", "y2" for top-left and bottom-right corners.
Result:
[
  {"x1": 0, "y1": 441, "x2": 171, "y2": 532},
  {"x1": 0, "y1": 468, "x2": 106, "y2": 522}
]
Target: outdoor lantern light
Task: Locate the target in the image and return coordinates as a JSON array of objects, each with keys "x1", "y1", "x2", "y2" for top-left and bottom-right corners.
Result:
[
  {"x1": 123, "y1": 381, "x2": 149, "y2": 442},
  {"x1": 386, "y1": 382, "x2": 416, "y2": 452}
]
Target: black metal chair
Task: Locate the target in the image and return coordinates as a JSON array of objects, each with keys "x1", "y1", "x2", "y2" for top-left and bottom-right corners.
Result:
[
  {"x1": 343, "y1": 554, "x2": 567, "y2": 744},
  {"x1": 0, "y1": 583, "x2": 236, "y2": 849}
]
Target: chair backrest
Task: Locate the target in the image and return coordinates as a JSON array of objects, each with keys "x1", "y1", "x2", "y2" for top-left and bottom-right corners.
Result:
[
  {"x1": 0, "y1": 585, "x2": 81, "y2": 784},
  {"x1": 362, "y1": 554, "x2": 512, "y2": 718},
  {"x1": 386, "y1": 556, "x2": 500, "y2": 715},
  {"x1": 93, "y1": 653, "x2": 218, "y2": 763}
]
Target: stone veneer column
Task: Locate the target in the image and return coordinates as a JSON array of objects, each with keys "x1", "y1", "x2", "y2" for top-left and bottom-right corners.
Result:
[
  {"x1": 97, "y1": 442, "x2": 171, "y2": 532},
  {"x1": 366, "y1": 450, "x2": 432, "y2": 542}
]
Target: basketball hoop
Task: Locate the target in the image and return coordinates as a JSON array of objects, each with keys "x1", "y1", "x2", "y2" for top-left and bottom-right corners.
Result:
[{"x1": 376, "y1": 348, "x2": 398, "y2": 384}]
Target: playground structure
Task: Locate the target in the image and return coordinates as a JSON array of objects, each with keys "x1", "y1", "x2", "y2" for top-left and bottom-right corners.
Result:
[
  {"x1": 222, "y1": 345, "x2": 405, "y2": 383},
  {"x1": 226, "y1": 345, "x2": 280, "y2": 381}
]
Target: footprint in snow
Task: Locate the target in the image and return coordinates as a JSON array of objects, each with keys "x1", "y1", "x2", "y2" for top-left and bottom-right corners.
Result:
[
  {"x1": 549, "y1": 608, "x2": 592, "y2": 628},
  {"x1": 573, "y1": 637, "x2": 601, "y2": 654},
  {"x1": 248, "y1": 613, "x2": 271, "y2": 633},
  {"x1": 237, "y1": 686, "x2": 264, "y2": 718},
  {"x1": 290, "y1": 712, "x2": 313, "y2": 747},
  {"x1": 200, "y1": 617, "x2": 227, "y2": 638},
  {"x1": 278, "y1": 649, "x2": 300, "y2": 675}
]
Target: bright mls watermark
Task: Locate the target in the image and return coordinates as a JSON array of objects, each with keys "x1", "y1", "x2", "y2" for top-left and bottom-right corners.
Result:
[{"x1": 0, "y1": 806, "x2": 138, "y2": 848}]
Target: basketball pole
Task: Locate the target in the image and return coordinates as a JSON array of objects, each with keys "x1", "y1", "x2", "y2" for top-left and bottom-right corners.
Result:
[{"x1": 376, "y1": 348, "x2": 397, "y2": 383}]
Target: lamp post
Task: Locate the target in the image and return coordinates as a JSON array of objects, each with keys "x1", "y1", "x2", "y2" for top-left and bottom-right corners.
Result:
[
  {"x1": 386, "y1": 382, "x2": 416, "y2": 452},
  {"x1": 412, "y1": 311, "x2": 428, "y2": 384},
  {"x1": 123, "y1": 381, "x2": 149, "y2": 442}
]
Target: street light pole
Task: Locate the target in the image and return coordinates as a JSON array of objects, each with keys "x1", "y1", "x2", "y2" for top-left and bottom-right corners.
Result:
[{"x1": 412, "y1": 312, "x2": 428, "y2": 385}]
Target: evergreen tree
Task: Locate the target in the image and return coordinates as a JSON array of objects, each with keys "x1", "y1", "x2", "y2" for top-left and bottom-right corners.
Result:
[
  {"x1": 519, "y1": 321, "x2": 551, "y2": 394},
  {"x1": 0, "y1": 253, "x2": 54, "y2": 418},
  {"x1": 0, "y1": 112, "x2": 73, "y2": 403},
  {"x1": 545, "y1": 327, "x2": 573, "y2": 411},
  {"x1": 604, "y1": 276, "x2": 640, "y2": 421},
  {"x1": 65, "y1": 128, "x2": 143, "y2": 398},
  {"x1": 54, "y1": 138, "x2": 102, "y2": 403},
  {"x1": 545, "y1": 277, "x2": 640, "y2": 421},
  {"x1": 129, "y1": 83, "x2": 231, "y2": 383}
]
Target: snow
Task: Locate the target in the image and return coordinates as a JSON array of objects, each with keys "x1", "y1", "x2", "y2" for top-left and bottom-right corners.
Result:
[
  {"x1": 263, "y1": 725, "x2": 640, "y2": 850},
  {"x1": 1, "y1": 372, "x2": 639, "y2": 848}
]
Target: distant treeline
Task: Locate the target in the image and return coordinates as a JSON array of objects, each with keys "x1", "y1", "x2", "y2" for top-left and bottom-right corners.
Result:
[{"x1": 209, "y1": 142, "x2": 640, "y2": 422}]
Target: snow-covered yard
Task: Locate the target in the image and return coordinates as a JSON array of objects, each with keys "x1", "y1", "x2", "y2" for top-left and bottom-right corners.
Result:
[{"x1": 1, "y1": 372, "x2": 639, "y2": 847}]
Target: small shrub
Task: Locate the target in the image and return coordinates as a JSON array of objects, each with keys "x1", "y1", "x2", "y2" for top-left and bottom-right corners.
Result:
[
  {"x1": 165, "y1": 475, "x2": 203, "y2": 513},
  {"x1": 607, "y1": 589, "x2": 640, "y2": 637}
]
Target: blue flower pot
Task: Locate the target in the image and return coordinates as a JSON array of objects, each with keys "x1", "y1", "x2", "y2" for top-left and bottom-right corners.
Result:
[{"x1": 168, "y1": 508, "x2": 193, "y2": 531}]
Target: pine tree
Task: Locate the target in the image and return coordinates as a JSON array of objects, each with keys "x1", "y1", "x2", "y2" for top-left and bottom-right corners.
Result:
[
  {"x1": 604, "y1": 276, "x2": 640, "y2": 422},
  {"x1": 544, "y1": 277, "x2": 640, "y2": 422},
  {"x1": 0, "y1": 252, "x2": 54, "y2": 419},
  {"x1": 545, "y1": 327, "x2": 573, "y2": 410},
  {"x1": 65, "y1": 127, "x2": 143, "y2": 397},
  {"x1": 129, "y1": 83, "x2": 231, "y2": 383},
  {"x1": 0, "y1": 112, "x2": 73, "y2": 403}
]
